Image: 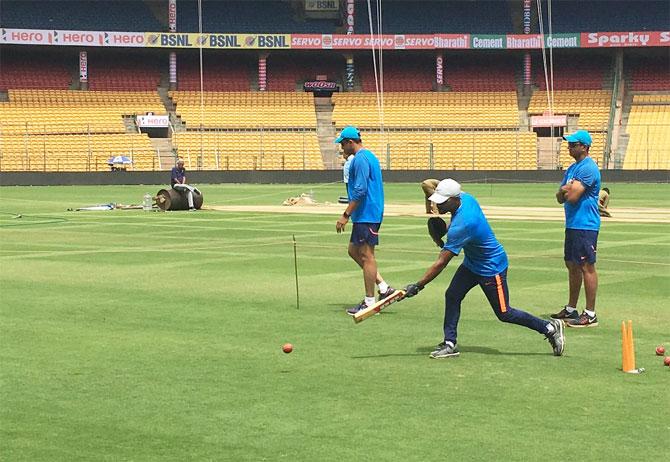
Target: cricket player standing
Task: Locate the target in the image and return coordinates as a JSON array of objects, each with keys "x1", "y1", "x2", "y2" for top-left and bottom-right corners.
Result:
[
  {"x1": 334, "y1": 126, "x2": 395, "y2": 315},
  {"x1": 551, "y1": 130, "x2": 602, "y2": 327}
]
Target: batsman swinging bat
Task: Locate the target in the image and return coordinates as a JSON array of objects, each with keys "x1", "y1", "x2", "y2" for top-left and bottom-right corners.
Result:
[{"x1": 353, "y1": 290, "x2": 406, "y2": 324}]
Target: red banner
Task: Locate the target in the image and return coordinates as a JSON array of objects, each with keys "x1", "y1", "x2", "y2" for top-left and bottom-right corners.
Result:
[
  {"x1": 291, "y1": 34, "x2": 468, "y2": 49},
  {"x1": 582, "y1": 31, "x2": 670, "y2": 47},
  {"x1": 506, "y1": 34, "x2": 543, "y2": 49},
  {"x1": 531, "y1": 115, "x2": 567, "y2": 127}
]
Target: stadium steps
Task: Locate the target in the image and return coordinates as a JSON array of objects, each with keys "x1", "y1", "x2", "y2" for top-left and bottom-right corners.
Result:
[
  {"x1": 69, "y1": 67, "x2": 80, "y2": 90},
  {"x1": 159, "y1": 89, "x2": 186, "y2": 132},
  {"x1": 123, "y1": 116, "x2": 139, "y2": 133},
  {"x1": 158, "y1": 87, "x2": 176, "y2": 112},
  {"x1": 151, "y1": 138, "x2": 175, "y2": 169},
  {"x1": 537, "y1": 137, "x2": 561, "y2": 170},
  {"x1": 615, "y1": 91, "x2": 635, "y2": 168},
  {"x1": 314, "y1": 96, "x2": 339, "y2": 169},
  {"x1": 517, "y1": 89, "x2": 532, "y2": 131}
]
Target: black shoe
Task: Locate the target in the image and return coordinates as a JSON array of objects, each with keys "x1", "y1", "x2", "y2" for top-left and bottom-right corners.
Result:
[
  {"x1": 378, "y1": 286, "x2": 396, "y2": 301},
  {"x1": 550, "y1": 306, "x2": 580, "y2": 322},
  {"x1": 346, "y1": 301, "x2": 368, "y2": 316},
  {"x1": 566, "y1": 311, "x2": 599, "y2": 328},
  {"x1": 546, "y1": 319, "x2": 565, "y2": 356}
]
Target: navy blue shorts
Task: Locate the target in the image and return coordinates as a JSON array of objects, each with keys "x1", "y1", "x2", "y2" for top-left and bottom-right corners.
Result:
[
  {"x1": 350, "y1": 222, "x2": 380, "y2": 246},
  {"x1": 564, "y1": 229, "x2": 598, "y2": 264}
]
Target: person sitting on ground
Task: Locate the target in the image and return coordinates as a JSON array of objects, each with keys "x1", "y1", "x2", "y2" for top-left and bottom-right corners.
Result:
[
  {"x1": 598, "y1": 187, "x2": 611, "y2": 217},
  {"x1": 171, "y1": 158, "x2": 196, "y2": 211}
]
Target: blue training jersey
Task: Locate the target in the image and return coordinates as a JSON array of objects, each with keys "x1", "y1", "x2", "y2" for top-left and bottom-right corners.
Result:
[
  {"x1": 347, "y1": 148, "x2": 384, "y2": 223},
  {"x1": 443, "y1": 192, "x2": 508, "y2": 277},
  {"x1": 561, "y1": 157, "x2": 601, "y2": 231}
]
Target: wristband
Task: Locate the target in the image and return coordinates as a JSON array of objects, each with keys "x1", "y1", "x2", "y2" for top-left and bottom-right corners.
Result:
[{"x1": 343, "y1": 211, "x2": 350, "y2": 219}]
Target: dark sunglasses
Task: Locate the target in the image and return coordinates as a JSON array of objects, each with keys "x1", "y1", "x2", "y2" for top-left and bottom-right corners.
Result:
[{"x1": 568, "y1": 142, "x2": 582, "y2": 148}]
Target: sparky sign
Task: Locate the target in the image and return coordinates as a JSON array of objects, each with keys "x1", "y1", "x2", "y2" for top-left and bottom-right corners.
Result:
[{"x1": 582, "y1": 31, "x2": 669, "y2": 47}]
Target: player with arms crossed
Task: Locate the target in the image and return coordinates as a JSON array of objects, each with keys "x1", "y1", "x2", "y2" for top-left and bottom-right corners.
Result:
[
  {"x1": 402, "y1": 179, "x2": 565, "y2": 359},
  {"x1": 551, "y1": 130, "x2": 602, "y2": 327}
]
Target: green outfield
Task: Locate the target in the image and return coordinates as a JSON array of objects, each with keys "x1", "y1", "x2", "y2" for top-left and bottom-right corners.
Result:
[{"x1": 1, "y1": 183, "x2": 669, "y2": 461}]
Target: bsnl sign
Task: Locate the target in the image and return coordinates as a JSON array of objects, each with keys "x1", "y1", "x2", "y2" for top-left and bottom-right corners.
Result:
[{"x1": 145, "y1": 33, "x2": 290, "y2": 48}]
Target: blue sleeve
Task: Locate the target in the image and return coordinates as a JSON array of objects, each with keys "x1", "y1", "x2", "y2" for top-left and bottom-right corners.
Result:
[
  {"x1": 350, "y1": 157, "x2": 369, "y2": 202},
  {"x1": 574, "y1": 163, "x2": 597, "y2": 189},
  {"x1": 560, "y1": 168, "x2": 569, "y2": 187},
  {"x1": 170, "y1": 168, "x2": 178, "y2": 180},
  {"x1": 443, "y1": 220, "x2": 470, "y2": 255}
]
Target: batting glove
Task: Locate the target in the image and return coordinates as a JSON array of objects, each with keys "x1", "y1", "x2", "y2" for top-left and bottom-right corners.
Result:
[{"x1": 404, "y1": 282, "x2": 424, "y2": 298}]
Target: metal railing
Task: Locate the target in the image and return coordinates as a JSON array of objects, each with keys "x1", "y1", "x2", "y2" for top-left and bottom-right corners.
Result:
[{"x1": 1, "y1": 124, "x2": 669, "y2": 172}]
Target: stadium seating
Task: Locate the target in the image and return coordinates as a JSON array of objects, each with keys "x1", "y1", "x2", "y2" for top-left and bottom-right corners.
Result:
[
  {"x1": 528, "y1": 89, "x2": 610, "y2": 167},
  {"x1": 0, "y1": 90, "x2": 163, "y2": 172},
  {"x1": 176, "y1": 55, "x2": 253, "y2": 91},
  {"x1": 169, "y1": 91, "x2": 321, "y2": 170},
  {"x1": 358, "y1": 56, "x2": 434, "y2": 92},
  {"x1": 358, "y1": 131, "x2": 538, "y2": 170},
  {"x1": 172, "y1": 131, "x2": 323, "y2": 170},
  {"x1": 533, "y1": 55, "x2": 611, "y2": 90},
  {"x1": 538, "y1": 0, "x2": 670, "y2": 33},
  {"x1": 176, "y1": 0, "x2": 338, "y2": 33},
  {"x1": 1, "y1": 90, "x2": 165, "y2": 134},
  {"x1": 1, "y1": 0, "x2": 161, "y2": 31},
  {"x1": 332, "y1": 92, "x2": 520, "y2": 129},
  {"x1": 528, "y1": 90, "x2": 611, "y2": 131},
  {"x1": 353, "y1": 0, "x2": 513, "y2": 34},
  {"x1": 0, "y1": 133, "x2": 157, "y2": 172},
  {"x1": 0, "y1": 54, "x2": 71, "y2": 91},
  {"x1": 628, "y1": 57, "x2": 670, "y2": 92},
  {"x1": 170, "y1": 91, "x2": 317, "y2": 128},
  {"x1": 267, "y1": 55, "x2": 343, "y2": 92},
  {"x1": 623, "y1": 96, "x2": 670, "y2": 169},
  {"x1": 87, "y1": 55, "x2": 161, "y2": 91}
]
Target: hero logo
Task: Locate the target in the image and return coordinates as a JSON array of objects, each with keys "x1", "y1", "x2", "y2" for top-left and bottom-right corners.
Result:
[
  {"x1": 168, "y1": 0, "x2": 177, "y2": 30},
  {"x1": 109, "y1": 33, "x2": 144, "y2": 45},
  {"x1": 587, "y1": 32, "x2": 650, "y2": 47},
  {"x1": 10, "y1": 31, "x2": 45, "y2": 42},
  {"x1": 60, "y1": 32, "x2": 98, "y2": 44}
]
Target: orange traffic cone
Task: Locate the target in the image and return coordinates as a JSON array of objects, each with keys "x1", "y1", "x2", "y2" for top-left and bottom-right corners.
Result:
[{"x1": 621, "y1": 320, "x2": 644, "y2": 374}]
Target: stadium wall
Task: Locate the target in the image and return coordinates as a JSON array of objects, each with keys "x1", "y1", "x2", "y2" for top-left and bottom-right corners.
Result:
[{"x1": 1, "y1": 170, "x2": 668, "y2": 187}]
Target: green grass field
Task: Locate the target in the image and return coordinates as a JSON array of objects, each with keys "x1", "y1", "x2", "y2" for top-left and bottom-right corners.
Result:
[{"x1": 1, "y1": 183, "x2": 669, "y2": 461}]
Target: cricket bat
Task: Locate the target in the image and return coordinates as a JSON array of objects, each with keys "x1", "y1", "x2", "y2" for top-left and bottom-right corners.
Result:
[{"x1": 353, "y1": 289, "x2": 406, "y2": 324}]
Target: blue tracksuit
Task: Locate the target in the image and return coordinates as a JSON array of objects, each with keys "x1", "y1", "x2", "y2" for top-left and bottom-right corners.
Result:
[
  {"x1": 441, "y1": 193, "x2": 549, "y2": 344},
  {"x1": 346, "y1": 148, "x2": 384, "y2": 224}
]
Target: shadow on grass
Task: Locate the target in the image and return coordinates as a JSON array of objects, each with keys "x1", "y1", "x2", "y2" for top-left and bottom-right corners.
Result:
[
  {"x1": 351, "y1": 343, "x2": 551, "y2": 359},
  {"x1": 458, "y1": 345, "x2": 549, "y2": 356},
  {"x1": 326, "y1": 303, "x2": 398, "y2": 317},
  {"x1": 351, "y1": 352, "x2": 427, "y2": 358}
]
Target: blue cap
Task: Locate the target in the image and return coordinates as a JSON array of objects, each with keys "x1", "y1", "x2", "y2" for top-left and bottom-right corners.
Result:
[
  {"x1": 334, "y1": 126, "x2": 361, "y2": 144},
  {"x1": 563, "y1": 130, "x2": 592, "y2": 146}
]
